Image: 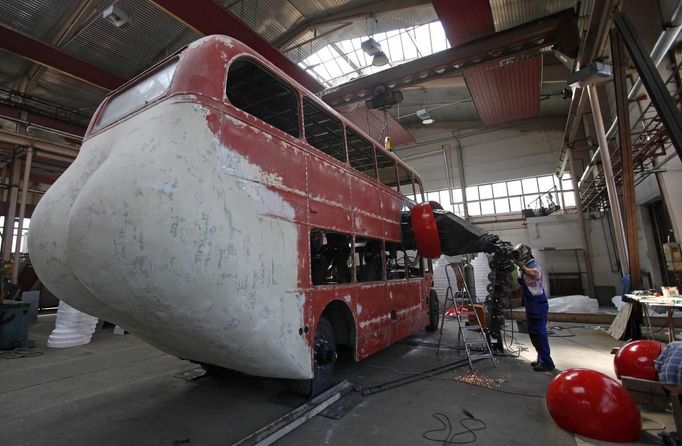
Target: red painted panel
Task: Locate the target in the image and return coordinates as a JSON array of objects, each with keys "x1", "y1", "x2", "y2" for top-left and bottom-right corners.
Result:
[
  {"x1": 351, "y1": 176, "x2": 382, "y2": 216},
  {"x1": 464, "y1": 57, "x2": 542, "y2": 126},
  {"x1": 353, "y1": 212, "x2": 384, "y2": 240},
  {"x1": 210, "y1": 108, "x2": 307, "y2": 193},
  {"x1": 381, "y1": 193, "x2": 402, "y2": 240},
  {"x1": 309, "y1": 200, "x2": 352, "y2": 233},
  {"x1": 307, "y1": 156, "x2": 350, "y2": 205},
  {"x1": 432, "y1": 0, "x2": 494, "y2": 45}
]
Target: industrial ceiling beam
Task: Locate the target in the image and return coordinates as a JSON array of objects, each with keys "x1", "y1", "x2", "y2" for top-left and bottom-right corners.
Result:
[
  {"x1": 149, "y1": 0, "x2": 323, "y2": 93},
  {"x1": 555, "y1": 0, "x2": 617, "y2": 176},
  {"x1": 273, "y1": 0, "x2": 432, "y2": 51},
  {"x1": 19, "y1": 0, "x2": 99, "y2": 95},
  {"x1": 0, "y1": 23, "x2": 126, "y2": 91},
  {"x1": 0, "y1": 128, "x2": 79, "y2": 159},
  {"x1": 0, "y1": 104, "x2": 85, "y2": 137},
  {"x1": 319, "y1": 9, "x2": 576, "y2": 107}
]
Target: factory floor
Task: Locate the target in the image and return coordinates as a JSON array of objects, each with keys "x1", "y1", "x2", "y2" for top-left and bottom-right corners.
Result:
[{"x1": 0, "y1": 314, "x2": 676, "y2": 446}]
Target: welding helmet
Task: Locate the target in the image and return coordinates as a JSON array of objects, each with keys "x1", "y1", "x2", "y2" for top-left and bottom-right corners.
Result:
[{"x1": 513, "y1": 243, "x2": 533, "y2": 263}]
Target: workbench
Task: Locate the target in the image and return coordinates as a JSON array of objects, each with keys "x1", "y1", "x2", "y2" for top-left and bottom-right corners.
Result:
[{"x1": 624, "y1": 293, "x2": 682, "y2": 342}]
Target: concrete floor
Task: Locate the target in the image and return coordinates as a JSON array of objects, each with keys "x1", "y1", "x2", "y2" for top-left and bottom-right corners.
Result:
[{"x1": 0, "y1": 314, "x2": 675, "y2": 445}]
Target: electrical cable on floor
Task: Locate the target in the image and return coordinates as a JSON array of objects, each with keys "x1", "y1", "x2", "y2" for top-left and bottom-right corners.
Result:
[
  {"x1": 2, "y1": 348, "x2": 44, "y2": 359},
  {"x1": 500, "y1": 308, "x2": 522, "y2": 356},
  {"x1": 366, "y1": 364, "x2": 546, "y2": 398},
  {"x1": 422, "y1": 411, "x2": 487, "y2": 445}
]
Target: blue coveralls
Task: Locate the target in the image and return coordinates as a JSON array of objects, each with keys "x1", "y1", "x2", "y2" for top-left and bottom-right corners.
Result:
[{"x1": 518, "y1": 258, "x2": 554, "y2": 368}]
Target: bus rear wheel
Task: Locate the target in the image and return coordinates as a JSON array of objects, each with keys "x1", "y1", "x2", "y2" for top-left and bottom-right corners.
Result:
[
  {"x1": 425, "y1": 289, "x2": 439, "y2": 332},
  {"x1": 292, "y1": 317, "x2": 337, "y2": 398}
]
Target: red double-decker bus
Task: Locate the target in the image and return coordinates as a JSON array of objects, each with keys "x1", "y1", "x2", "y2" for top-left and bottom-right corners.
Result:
[{"x1": 29, "y1": 35, "x2": 439, "y2": 395}]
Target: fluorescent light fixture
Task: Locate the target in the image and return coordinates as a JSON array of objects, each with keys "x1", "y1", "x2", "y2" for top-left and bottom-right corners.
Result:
[
  {"x1": 103, "y1": 4, "x2": 130, "y2": 29},
  {"x1": 372, "y1": 51, "x2": 388, "y2": 66},
  {"x1": 361, "y1": 38, "x2": 389, "y2": 67},
  {"x1": 416, "y1": 108, "x2": 434, "y2": 124}
]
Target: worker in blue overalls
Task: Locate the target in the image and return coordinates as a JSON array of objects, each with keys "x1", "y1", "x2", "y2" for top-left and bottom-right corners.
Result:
[{"x1": 514, "y1": 244, "x2": 555, "y2": 372}]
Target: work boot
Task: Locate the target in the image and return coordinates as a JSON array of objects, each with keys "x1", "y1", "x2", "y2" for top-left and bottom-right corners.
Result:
[{"x1": 533, "y1": 363, "x2": 555, "y2": 372}]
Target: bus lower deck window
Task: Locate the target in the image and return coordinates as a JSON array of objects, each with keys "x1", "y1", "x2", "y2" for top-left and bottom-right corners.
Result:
[
  {"x1": 310, "y1": 229, "x2": 352, "y2": 285},
  {"x1": 355, "y1": 237, "x2": 384, "y2": 282}
]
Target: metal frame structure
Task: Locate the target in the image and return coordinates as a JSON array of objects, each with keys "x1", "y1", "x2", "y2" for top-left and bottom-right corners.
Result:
[
  {"x1": 319, "y1": 9, "x2": 576, "y2": 106},
  {"x1": 613, "y1": 13, "x2": 682, "y2": 162}
]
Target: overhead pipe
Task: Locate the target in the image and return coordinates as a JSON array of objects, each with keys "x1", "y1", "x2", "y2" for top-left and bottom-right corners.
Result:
[{"x1": 579, "y1": 1, "x2": 682, "y2": 186}]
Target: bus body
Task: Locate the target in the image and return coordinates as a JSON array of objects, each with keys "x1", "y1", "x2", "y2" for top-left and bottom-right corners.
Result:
[{"x1": 28, "y1": 35, "x2": 432, "y2": 381}]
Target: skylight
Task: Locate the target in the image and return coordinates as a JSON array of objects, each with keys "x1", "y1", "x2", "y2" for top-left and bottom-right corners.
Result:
[{"x1": 296, "y1": 21, "x2": 451, "y2": 88}]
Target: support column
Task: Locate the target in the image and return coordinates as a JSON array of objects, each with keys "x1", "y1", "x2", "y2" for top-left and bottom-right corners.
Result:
[
  {"x1": 456, "y1": 140, "x2": 469, "y2": 220},
  {"x1": 611, "y1": 28, "x2": 641, "y2": 288},
  {"x1": 587, "y1": 84, "x2": 629, "y2": 275},
  {"x1": 2, "y1": 157, "x2": 21, "y2": 262},
  {"x1": 12, "y1": 147, "x2": 33, "y2": 283},
  {"x1": 568, "y1": 148, "x2": 595, "y2": 298}
]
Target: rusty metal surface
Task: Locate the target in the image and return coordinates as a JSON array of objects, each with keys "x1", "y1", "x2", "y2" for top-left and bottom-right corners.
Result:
[
  {"x1": 319, "y1": 8, "x2": 574, "y2": 107},
  {"x1": 464, "y1": 56, "x2": 542, "y2": 126},
  {"x1": 433, "y1": 0, "x2": 494, "y2": 45},
  {"x1": 435, "y1": 0, "x2": 543, "y2": 126}
]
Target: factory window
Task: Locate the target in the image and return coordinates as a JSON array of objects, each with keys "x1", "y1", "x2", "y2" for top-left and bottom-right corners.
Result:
[
  {"x1": 355, "y1": 237, "x2": 384, "y2": 282},
  {"x1": 376, "y1": 150, "x2": 397, "y2": 191},
  {"x1": 310, "y1": 229, "x2": 353, "y2": 286},
  {"x1": 226, "y1": 58, "x2": 300, "y2": 138},
  {"x1": 303, "y1": 98, "x2": 346, "y2": 163},
  {"x1": 346, "y1": 129, "x2": 376, "y2": 178},
  {"x1": 424, "y1": 172, "x2": 576, "y2": 218}
]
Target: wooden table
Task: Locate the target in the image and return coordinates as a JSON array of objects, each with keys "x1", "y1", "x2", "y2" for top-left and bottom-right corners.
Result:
[{"x1": 625, "y1": 294, "x2": 682, "y2": 342}]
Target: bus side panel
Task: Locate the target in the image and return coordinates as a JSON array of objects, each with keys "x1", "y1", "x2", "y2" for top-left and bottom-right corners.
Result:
[
  {"x1": 307, "y1": 156, "x2": 352, "y2": 233},
  {"x1": 217, "y1": 112, "x2": 308, "y2": 193},
  {"x1": 351, "y1": 177, "x2": 383, "y2": 239},
  {"x1": 381, "y1": 193, "x2": 403, "y2": 241},
  {"x1": 387, "y1": 280, "x2": 427, "y2": 343},
  {"x1": 355, "y1": 282, "x2": 389, "y2": 359}
]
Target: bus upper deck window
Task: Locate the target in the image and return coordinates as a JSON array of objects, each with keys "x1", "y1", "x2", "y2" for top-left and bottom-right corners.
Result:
[
  {"x1": 303, "y1": 98, "x2": 345, "y2": 163},
  {"x1": 96, "y1": 58, "x2": 179, "y2": 130},
  {"x1": 346, "y1": 129, "x2": 376, "y2": 179},
  {"x1": 227, "y1": 58, "x2": 300, "y2": 138},
  {"x1": 376, "y1": 150, "x2": 397, "y2": 191}
]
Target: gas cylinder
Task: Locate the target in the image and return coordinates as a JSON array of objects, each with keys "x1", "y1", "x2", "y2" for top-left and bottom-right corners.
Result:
[{"x1": 463, "y1": 261, "x2": 476, "y2": 299}]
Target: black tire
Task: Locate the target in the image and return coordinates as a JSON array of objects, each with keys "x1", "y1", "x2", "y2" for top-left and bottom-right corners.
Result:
[
  {"x1": 425, "y1": 289, "x2": 439, "y2": 332},
  {"x1": 291, "y1": 317, "x2": 337, "y2": 398}
]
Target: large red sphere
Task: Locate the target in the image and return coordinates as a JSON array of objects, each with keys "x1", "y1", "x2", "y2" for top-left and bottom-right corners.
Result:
[
  {"x1": 614, "y1": 340, "x2": 663, "y2": 380},
  {"x1": 547, "y1": 369, "x2": 641, "y2": 443}
]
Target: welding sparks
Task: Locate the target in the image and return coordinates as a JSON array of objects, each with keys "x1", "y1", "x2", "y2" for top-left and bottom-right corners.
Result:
[{"x1": 452, "y1": 372, "x2": 503, "y2": 390}]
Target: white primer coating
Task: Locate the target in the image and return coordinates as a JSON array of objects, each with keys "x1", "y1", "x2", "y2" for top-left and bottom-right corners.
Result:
[{"x1": 28, "y1": 99, "x2": 312, "y2": 379}]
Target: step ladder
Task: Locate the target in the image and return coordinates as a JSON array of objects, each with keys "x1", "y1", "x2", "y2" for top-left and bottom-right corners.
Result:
[{"x1": 437, "y1": 262, "x2": 496, "y2": 369}]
